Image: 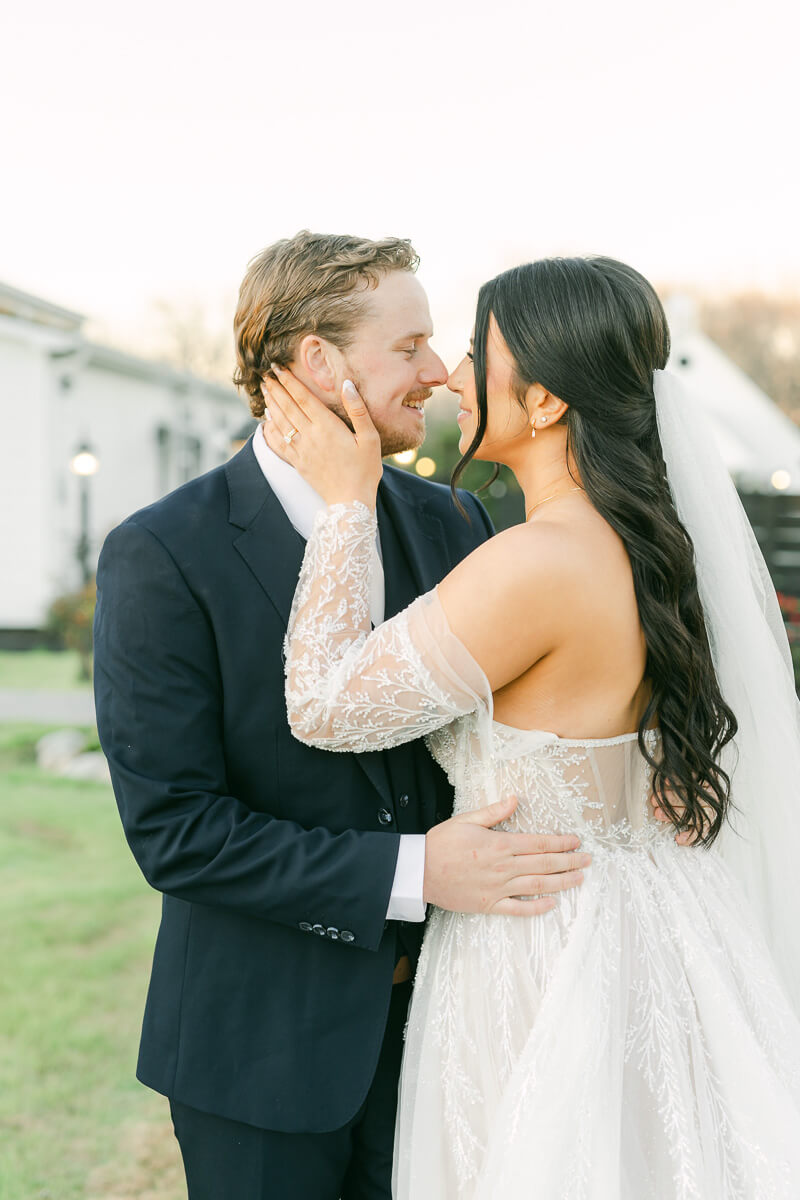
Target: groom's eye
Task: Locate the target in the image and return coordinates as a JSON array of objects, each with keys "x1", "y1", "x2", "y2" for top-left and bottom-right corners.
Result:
[
  {"x1": 466, "y1": 351, "x2": 474, "y2": 362},
  {"x1": 403, "y1": 343, "x2": 418, "y2": 357}
]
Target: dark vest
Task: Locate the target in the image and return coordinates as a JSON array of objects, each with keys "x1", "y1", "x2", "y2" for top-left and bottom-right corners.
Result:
[{"x1": 375, "y1": 488, "x2": 430, "y2": 961}]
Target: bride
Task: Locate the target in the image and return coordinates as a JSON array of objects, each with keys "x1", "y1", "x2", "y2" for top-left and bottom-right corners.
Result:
[{"x1": 261, "y1": 256, "x2": 800, "y2": 1198}]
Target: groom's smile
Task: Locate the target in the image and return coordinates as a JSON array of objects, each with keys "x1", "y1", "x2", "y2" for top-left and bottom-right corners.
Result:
[{"x1": 401, "y1": 387, "x2": 433, "y2": 414}]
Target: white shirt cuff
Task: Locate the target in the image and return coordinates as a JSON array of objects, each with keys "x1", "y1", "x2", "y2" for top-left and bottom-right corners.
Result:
[{"x1": 386, "y1": 834, "x2": 427, "y2": 923}]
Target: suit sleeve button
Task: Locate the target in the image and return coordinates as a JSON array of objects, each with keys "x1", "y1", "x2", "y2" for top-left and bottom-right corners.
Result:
[
  {"x1": 340, "y1": 930, "x2": 355, "y2": 943},
  {"x1": 299, "y1": 922, "x2": 313, "y2": 932},
  {"x1": 326, "y1": 927, "x2": 339, "y2": 939},
  {"x1": 312, "y1": 924, "x2": 326, "y2": 936}
]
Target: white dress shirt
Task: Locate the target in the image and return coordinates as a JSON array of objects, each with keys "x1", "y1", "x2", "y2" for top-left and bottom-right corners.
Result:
[{"x1": 252, "y1": 427, "x2": 426, "y2": 923}]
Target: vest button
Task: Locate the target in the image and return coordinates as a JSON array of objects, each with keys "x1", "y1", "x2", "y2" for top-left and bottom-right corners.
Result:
[
  {"x1": 399, "y1": 794, "x2": 409, "y2": 807},
  {"x1": 378, "y1": 808, "x2": 393, "y2": 824}
]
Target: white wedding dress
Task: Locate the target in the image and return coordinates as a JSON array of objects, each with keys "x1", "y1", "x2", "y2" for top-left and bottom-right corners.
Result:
[{"x1": 284, "y1": 502, "x2": 800, "y2": 1200}]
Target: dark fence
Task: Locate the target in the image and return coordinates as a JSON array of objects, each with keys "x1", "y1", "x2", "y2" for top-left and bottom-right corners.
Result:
[{"x1": 739, "y1": 491, "x2": 800, "y2": 687}]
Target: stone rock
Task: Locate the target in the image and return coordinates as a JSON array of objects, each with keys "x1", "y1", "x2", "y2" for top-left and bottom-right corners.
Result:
[
  {"x1": 60, "y1": 752, "x2": 111, "y2": 785},
  {"x1": 36, "y1": 728, "x2": 89, "y2": 771}
]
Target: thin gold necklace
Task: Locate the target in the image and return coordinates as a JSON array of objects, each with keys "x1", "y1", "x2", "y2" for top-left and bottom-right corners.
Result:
[{"x1": 525, "y1": 486, "x2": 585, "y2": 522}]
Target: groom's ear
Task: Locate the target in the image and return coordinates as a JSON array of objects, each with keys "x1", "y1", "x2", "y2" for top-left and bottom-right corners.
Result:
[{"x1": 294, "y1": 334, "x2": 340, "y2": 396}]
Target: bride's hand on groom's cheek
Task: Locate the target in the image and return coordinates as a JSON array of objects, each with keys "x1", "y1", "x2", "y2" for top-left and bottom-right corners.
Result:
[
  {"x1": 260, "y1": 366, "x2": 382, "y2": 508},
  {"x1": 423, "y1": 793, "x2": 593, "y2": 917}
]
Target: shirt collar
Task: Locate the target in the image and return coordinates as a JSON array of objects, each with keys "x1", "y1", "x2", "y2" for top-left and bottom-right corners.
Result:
[{"x1": 251, "y1": 423, "x2": 328, "y2": 540}]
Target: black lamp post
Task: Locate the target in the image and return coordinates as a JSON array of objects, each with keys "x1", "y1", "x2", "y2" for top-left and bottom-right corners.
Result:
[{"x1": 69, "y1": 443, "x2": 99, "y2": 585}]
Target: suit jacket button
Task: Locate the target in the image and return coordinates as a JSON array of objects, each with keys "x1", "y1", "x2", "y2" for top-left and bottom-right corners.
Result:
[
  {"x1": 299, "y1": 921, "x2": 313, "y2": 932},
  {"x1": 312, "y1": 924, "x2": 326, "y2": 936},
  {"x1": 399, "y1": 794, "x2": 409, "y2": 808},
  {"x1": 378, "y1": 808, "x2": 393, "y2": 824},
  {"x1": 340, "y1": 930, "x2": 355, "y2": 943},
  {"x1": 326, "y1": 927, "x2": 339, "y2": 939}
]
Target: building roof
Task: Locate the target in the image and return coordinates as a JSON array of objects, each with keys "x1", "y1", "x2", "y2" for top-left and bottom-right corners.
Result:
[
  {"x1": 80, "y1": 339, "x2": 237, "y2": 401},
  {"x1": 0, "y1": 280, "x2": 85, "y2": 332},
  {"x1": 0, "y1": 279, "x2": 238, "y2": 404}
]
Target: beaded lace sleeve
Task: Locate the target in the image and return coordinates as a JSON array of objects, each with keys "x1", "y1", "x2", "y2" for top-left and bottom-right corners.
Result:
[{"x1": 283, "y1": 502, "x2": 491, "y2": 753}]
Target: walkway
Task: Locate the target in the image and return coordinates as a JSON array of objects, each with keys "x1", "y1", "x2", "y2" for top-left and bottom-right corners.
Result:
[{"x1": 0, "y1": 689, "x2": 96, "y2": 725}]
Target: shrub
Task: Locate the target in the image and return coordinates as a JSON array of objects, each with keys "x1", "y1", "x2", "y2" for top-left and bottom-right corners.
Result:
[
  {"x1": 46, "y1": 579, "x2": 96, "y2": 681},
  {"x1": 776, "y1": 591, "x2": 800, "y2": 692}
]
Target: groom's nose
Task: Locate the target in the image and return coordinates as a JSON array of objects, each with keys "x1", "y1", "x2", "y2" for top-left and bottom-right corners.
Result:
[{"x1": 418, "y1": 348, "x2": 449, "y2": 388}]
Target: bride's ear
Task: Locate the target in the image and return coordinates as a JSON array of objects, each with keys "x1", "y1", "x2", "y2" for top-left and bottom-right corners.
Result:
[
  {"x1": 526, "y1": 382, "x2": 569, "y2": 426},
  {"x1": 294, "y1": 335, "x2": 341, "y2": 396}
]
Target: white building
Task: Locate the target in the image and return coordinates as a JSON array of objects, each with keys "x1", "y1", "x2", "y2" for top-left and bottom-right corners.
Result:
[
  {"x1": 0, "y1": 281, "x2": 255, "y2": 636},
  {"x1": 665, "y1": 297, "x2": 800, "y2": 494}
]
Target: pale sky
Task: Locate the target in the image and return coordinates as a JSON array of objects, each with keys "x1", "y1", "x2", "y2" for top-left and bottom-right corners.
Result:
[{"x1": 2, "y1": 0, "x2": 798, "y2": 366}]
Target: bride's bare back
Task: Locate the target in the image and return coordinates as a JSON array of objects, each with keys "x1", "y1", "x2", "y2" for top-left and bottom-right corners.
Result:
[{"x1": 437, "y1": 494, "x2": 652, "y2": 740}]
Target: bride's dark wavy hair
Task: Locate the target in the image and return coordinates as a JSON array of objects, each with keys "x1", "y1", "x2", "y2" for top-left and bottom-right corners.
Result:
[{"x1": 453, "y1": 256, "x2": 738, "y2": 846}]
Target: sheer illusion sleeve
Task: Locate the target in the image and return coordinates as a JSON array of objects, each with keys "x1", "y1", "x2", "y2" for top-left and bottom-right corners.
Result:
[{"x1": 284, "y1": 501, "x2": 491, "y2": 753}]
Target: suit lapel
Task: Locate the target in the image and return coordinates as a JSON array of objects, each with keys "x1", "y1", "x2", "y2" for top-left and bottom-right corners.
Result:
[
  {"x1": 226, "y1": 440, "x2": 306, "y2": 627},
  {"x1": 376, "y1": 490, "x2": 417, "y2": 620},
  {"x1": 377, "y1": 469, "x2": 449, "y2": 601}
]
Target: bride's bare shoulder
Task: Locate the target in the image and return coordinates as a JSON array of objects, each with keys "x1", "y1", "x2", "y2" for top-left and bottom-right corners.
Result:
[
  {"x1": 444, "y1": 517, "x2": 589, "y2": 594},
  {"x1": 435, "y1": 519, "x2": 591, "y2": 690}
]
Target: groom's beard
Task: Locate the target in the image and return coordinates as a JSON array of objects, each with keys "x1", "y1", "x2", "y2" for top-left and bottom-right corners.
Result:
[{"x1": 329, "y1": 368, "x2": 430, "y2": 457}]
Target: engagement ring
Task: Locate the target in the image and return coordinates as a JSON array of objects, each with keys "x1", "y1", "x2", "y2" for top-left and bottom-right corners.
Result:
[{"x1": 284, "y1": 428, "x2": 299, "y2": 445}]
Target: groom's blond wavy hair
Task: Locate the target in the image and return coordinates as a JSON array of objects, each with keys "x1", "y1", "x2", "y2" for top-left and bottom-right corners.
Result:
[{"x1": 233, "y1": 230, "x2": 420, "y2": 418}]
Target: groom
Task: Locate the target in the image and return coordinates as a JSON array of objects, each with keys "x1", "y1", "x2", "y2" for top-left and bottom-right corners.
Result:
[{"x1": 93, "y1": 231, "x2": 593, "y2": 1199}]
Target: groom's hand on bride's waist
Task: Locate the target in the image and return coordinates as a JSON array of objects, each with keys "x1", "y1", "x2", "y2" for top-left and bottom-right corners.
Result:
[{"x1": 422, "y1": 794, "x2": 592, "y2": 917}]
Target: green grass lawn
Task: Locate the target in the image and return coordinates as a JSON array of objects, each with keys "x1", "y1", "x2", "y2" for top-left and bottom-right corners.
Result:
[
  {"x1": 0, "y1": 724, "x2": 183, "y2": 1200},
  {"x1": 0, "y1": 650, "x2": 91, "y2": 692}
]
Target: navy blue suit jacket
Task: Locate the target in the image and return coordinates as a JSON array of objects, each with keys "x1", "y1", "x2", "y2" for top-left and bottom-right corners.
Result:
[{"x1": 93, "y1": 438, "x2": 494, "y2": 1132}]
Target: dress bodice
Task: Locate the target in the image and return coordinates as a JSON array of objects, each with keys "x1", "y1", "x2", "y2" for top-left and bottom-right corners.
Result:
[{"x1": 427, "y1": 718, "x2": 671, "y2": 852}]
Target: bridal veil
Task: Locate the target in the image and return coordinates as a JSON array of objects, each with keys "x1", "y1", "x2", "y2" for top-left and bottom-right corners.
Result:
[{"x1": 654, "y1": 368, "x2": 800, "y2": 1013}]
